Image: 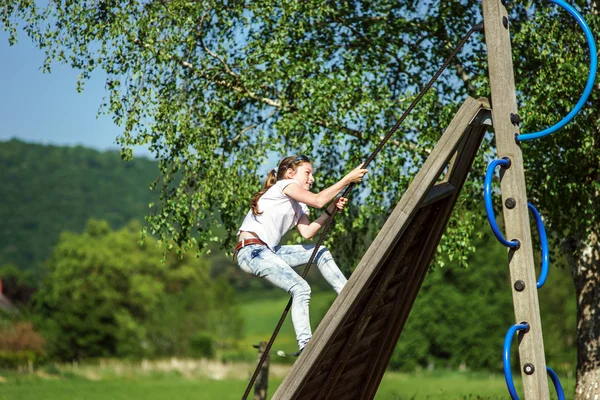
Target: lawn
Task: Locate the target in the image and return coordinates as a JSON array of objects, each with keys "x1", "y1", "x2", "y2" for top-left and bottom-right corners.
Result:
[
  {"x1": 0, "y1": 368, "x2": 574, "y2": 399},
  {"x1": 236, "y1": 289, "x2": 338, "y2": 356},
  {"x1": 0, "y1": 289, "x2": 574, "y2": 399}
]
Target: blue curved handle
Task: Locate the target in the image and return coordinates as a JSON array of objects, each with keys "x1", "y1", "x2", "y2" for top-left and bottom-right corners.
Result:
[
  {"x1": 518, "y1": 0, "x2": 598, "y2": 141},
  {"x1": 527, "y1": 203, "x2": 549, "y2": 288},
  {"x1": 504, "y1": 323, "x2": 529, "y2": 399},
  {"x1": 503, "y1": 323, "x2": 566, "y2": 400},
  {"x1": 547, "y1": 366, "x2": 566, "y2": 400},
  {"x1": 484, "y1": 158, "x2": 519, "y2": 248}
]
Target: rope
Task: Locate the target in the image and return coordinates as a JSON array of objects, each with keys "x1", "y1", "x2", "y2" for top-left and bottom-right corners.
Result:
[{"x1": 240, "y1": 23, "x2": 483, "y2": 400}]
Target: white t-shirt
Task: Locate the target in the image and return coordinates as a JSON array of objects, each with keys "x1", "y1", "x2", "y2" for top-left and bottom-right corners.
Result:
[{"x1": 238, "y1": 179, "x2": 310, "y2": 249}]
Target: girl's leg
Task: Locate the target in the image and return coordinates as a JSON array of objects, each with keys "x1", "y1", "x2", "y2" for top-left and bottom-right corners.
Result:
[
  {"x1": 274, "y1": 245, "x2": 347, "y2": 294},
  {"x1": 236, "y1": 245, "x2": 312, "y2": 349}
]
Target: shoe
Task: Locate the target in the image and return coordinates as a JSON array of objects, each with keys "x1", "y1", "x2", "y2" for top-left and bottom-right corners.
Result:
[
  {"x1": 290, "y1": 348, "x2": 304, "y2": 357},
  {"x1": 276, "y1": 348, "x2": 304, "y2": 358}
]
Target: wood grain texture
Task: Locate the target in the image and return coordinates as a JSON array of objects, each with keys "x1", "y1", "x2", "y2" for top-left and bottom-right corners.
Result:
[{"x1": 482, "y1": 1, "x2": 550, "y2": 398}]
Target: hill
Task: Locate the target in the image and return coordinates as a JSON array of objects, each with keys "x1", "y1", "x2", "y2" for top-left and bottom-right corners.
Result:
[{"x1": 0, "y1": 139, "x2": 158, "y2": 274}]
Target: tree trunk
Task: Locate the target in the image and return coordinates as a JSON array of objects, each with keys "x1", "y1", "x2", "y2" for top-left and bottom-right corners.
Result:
[{"x1": 563, "y1": 232, "x2": 600, "y2": 399}]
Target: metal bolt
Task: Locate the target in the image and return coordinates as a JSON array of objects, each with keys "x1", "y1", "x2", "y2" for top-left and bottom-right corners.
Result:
[
  {"x1": 514, "y1": 280, "x2": 525, "y2": 292},
  {"x1": 502, "y1": 16, "x2": 509, "y2": 29},
  {"x1": 505, "y1": 198, "x2": 516, "y2": 209},
  {"x1": 524, "y1": 363, "x2": 535, "y2": 375},
  {"x1": 510, "y1": 113, "x2": 521, "y2": 126}
]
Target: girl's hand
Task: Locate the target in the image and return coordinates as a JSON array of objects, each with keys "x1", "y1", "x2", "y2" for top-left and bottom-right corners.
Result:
[
  {"x1": 345, "y1": 163, "x2": 368, "y2": 184},
  {"x1": 332, "y1": 197, "x2": 349, "y2": 212}
]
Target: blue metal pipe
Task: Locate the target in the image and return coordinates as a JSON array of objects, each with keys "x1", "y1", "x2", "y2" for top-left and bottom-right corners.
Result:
[
  {"x1": 547, "y1": 367, "x2": 566, "y2": 400},
  {"x1": 503, "y1": 323, "x2": 529, "y2": 400},
  {"x1": 484, "y1": 158, "x2": 519, "y2": 248},
  {"x1": 503, "y1": 323, "x2": 566, "y2": 400},
  {"x1": 527, "y1": 203, "x2": 549, "y2": 288},
  {"x1": 518, "y1": 0, "x2": 598, "y2": 141}
]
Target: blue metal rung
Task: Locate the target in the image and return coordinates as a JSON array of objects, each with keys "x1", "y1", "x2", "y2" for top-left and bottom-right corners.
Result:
[
  {"x1": 528, "y1": 203, "x2": 549, "y2": 288},
  {"x1": 484, "y1": 158, "x2": 519, "y2": 248},
  {"x1": 517, "y1": 0, "x2": 598, "y2": 141},
  {"x1": 503, "y1": 323, "x2": 566, "y2": 400}
]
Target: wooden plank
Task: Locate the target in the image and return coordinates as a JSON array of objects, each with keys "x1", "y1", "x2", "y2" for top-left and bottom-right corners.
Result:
[
  {"x1": 271, "y1": 97, "x2": 489, "y2": 400},
  {"x1": 359, "y1": 204, "x2": 444, "y2": 399},
  {"x1": 360, "y1": 122, "x2": 488, "y2": 399},
  {"x1": 315, "y1": 207, "x2": 433, "y2": 399},
  {"x1": 482, "y1": 1, "x2": 549, "y2": 398}
]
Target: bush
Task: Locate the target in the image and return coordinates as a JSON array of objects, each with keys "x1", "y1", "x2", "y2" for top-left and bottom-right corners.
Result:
[
  {"x1": 0, "y1": 350, "x2": 43, "y2": 369},
  {"x1": 0, "y1": 321, "x2": 45, "y2": 354},
  {"x1": 189, "y1": 333, "x2": 215, "y2": 358}
]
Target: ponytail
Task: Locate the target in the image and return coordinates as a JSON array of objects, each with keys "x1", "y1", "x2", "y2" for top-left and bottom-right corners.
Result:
[
  {"x1": 250, "y1": 155, "x2": 310, "y2": 216},
  {"x1": 251, "y1": 169, "x2": 278, "y2": 215}
]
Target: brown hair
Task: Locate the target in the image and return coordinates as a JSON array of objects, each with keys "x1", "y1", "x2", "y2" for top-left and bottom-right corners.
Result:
[{"x1": 251, "y1": 155, "x2": 310, "y2": 215}]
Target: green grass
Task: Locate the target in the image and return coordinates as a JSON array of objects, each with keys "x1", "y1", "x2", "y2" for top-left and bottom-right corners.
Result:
[
  {"x1": 0, "y1": 289, "x2": 575, "y2": 399},
  {"x1": 0, "y1": 369, "x2": 575, "y2": 399},
  {"x1": 0, "y1": 375, "x2": 254, "y2": 400},
  {"x1": 236, "y1": 289, "x2": 337, "y2": 355}
]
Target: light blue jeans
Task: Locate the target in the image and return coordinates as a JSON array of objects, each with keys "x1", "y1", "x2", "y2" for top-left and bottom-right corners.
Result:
[{"x1": 236, "y1": 244, "x2": 347, "y2": 350}]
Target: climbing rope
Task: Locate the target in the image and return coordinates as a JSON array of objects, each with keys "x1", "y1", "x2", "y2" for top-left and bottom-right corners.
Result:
[
  {"x1": 483, "y1": 1, "x2": 596, "y2": 398},
  {"x1": 240, "y1": 22, "x2": 484, "y2": 400}
]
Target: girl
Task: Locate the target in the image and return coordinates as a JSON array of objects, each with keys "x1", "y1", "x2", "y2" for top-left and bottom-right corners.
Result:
[{"x1": 235, "y1": 155, "x2": 368, "y2": 354}]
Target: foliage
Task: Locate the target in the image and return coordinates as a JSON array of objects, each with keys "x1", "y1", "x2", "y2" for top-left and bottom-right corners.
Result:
[
  {"x1": 0, "y1": 0, "x2": 498, "y2": 263},
  {"x1": 0, "y1": 321, "x2": 45, "y2": 354},
  {"x1": 0, "y1": 264, "x2": 36, "y2": 305},
  {"x1": 387, "y1": 231, "x2": 576, "y2": 374},
  {"x1": 4, "y1": 0, "x2": 596, "y2": 271},
  {"x1": 0, "y1": 320, "x2": 45, "y2": 368},
  {"x1": 0, "y1": 139, "x2": 158, "y2": 275},
  {"x1": 33, "y1": 219, "x2": 243, "y2": 361}
]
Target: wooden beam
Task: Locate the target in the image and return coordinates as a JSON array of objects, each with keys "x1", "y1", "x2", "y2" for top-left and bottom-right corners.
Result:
[
  {"x1": 359, "y1": 122, "x2": 489, "y2": 400},
  {"x1": 482, "y1": 1, "x2": 549, "y2": 398}
]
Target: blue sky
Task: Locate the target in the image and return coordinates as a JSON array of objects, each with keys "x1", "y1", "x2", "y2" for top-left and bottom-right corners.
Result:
[{"x1": 1, "y1": 31, "x2": 151, "y2": 158}]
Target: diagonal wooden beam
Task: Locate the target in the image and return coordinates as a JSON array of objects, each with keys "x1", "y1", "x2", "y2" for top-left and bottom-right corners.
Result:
[
  {"x1": 316, "y1": 207, "x2": 434, "y2": 399},
  {"x1": 358, "y1": 121, "x2": 489, "y2": 400}
]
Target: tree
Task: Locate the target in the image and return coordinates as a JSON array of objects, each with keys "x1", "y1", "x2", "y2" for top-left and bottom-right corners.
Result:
[
  {"x1": 34, "y1": 219, "x2": 243, "y2": 360},
  {"x1": 0, "y1": 264, "x2": 36, "y2": 306},
  {"x1": 0, "y1": 139, "x2": 159, "y2": 274},
  {"x1": 2, "y1": 0, "x2": 598, "y2": 396}
]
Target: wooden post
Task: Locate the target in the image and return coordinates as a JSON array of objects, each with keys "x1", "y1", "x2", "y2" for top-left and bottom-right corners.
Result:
[
  {"x1": 482, "y1": 1, "x2": 550, "y2": 398},
  {"x1": 253, "y1": 342, "x2": 269, "y2": 400}
]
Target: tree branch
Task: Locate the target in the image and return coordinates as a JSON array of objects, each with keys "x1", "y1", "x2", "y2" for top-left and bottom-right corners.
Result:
[
  {"x1": 454, "y1": 60, "x2": 475, "y2": 93},
  {"x1": 231, "y1": 108, "x2": 278, "y2": 142},
  {"x1": 314, "y1": 119, "x2": 364, "y2": 140}
]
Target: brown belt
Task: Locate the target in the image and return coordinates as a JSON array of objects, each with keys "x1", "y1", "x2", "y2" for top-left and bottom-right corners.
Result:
[{"x1": 233, "y1": 238, "x2": 266, "y2": 260}]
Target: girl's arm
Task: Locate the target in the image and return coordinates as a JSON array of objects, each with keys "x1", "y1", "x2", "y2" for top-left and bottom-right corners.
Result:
[
  {"x1": 283, "y1": 163, "x2": 367, "y2": 208},
  {"x1": 296, "y1": 197, "x2": 348, "y2": 239}
]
